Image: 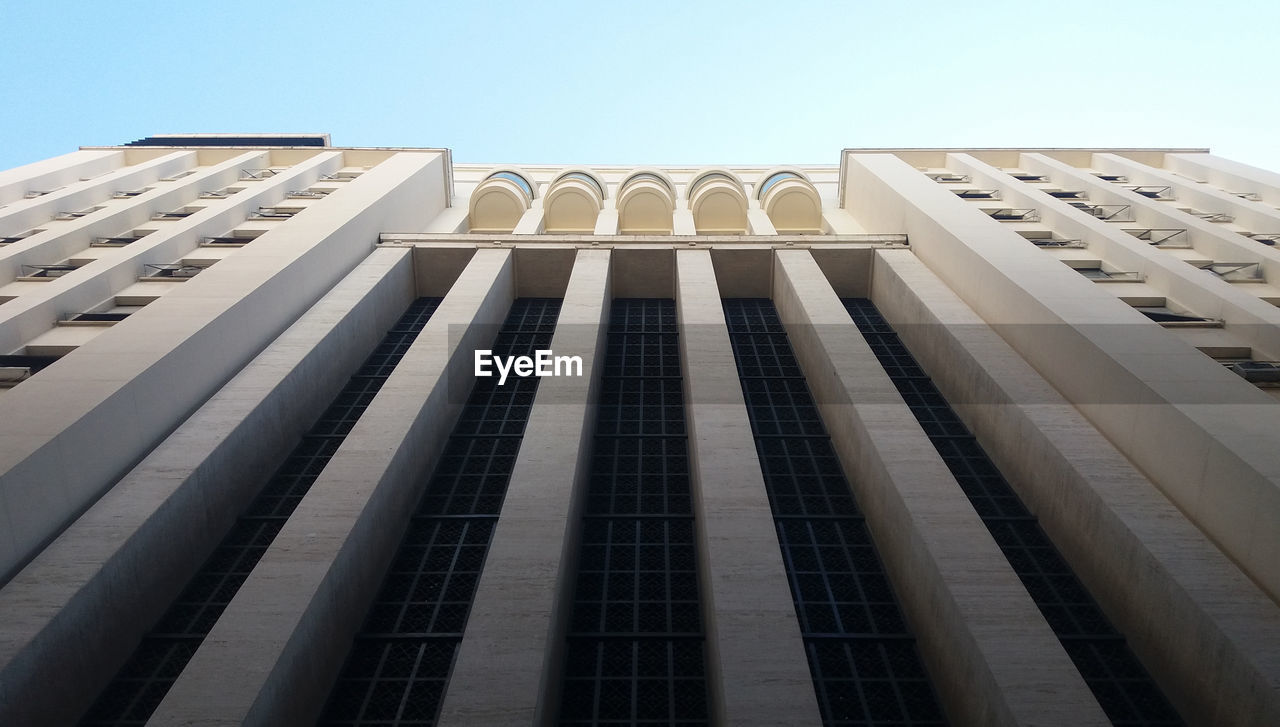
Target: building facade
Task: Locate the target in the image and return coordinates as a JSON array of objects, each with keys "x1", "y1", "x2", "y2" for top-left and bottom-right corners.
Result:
[{"x1": 0, "y1": 138, "x2": 1278, "y2": 726}]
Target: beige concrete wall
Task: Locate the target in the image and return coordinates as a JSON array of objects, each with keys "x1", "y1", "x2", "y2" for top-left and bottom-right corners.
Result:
[
  {"x1": 0, "y1": 151, "x2": 449, "y2": 586},
  {"x1": 1009, "y1": 153, "x2": 1280, "y2": 357},
  {"x1": 842, "y1": 152, "x2": 1280, "y2": 603},
  {"x1": 773, "y1": 249, "x2": 1108, "y2": 726},
  {"x1": 1094, "y1": 153, "x2": 1280, "y2": 241},
  {"x1": 147, "y1": 249, "x2": 515, "y2": 727},
  {"x1": 437, "y1": 249, "x2": 610, "y2": 727},
  {"x1": 869, "y1": 248, "x2": 1280, "y2": 726},
  {"x1": 0, "y1": 150, "x2": 124, "y2": 207},
  {"x1": 0, "y1": 151, "x2": 194, "y2": 238},
  {"x1": 0, "y1": 247, "x2": 415, "y2": 727},
  {"x1": 1167, "y1": 153, "x2": 1280, "y2": 208},
  {"x1": 0, "y1": 150, "x2": 276, "y2": 348},
  {"x1": 676, "y1": 249, "x2": 822, "y2": 727}
]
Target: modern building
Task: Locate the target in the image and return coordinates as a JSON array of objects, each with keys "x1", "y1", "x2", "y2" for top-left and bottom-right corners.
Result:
[{"x1": 0, "y1": 137, "x2": 1278, "y2": 727}]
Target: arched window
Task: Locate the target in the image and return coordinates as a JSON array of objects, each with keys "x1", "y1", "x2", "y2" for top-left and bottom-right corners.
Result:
[
  {"x1": 617, "y1": 170, "x2": 676, "y2": 234},
  {"x1": 688, "y1": 172, "x2": 736, "y2": 196},
  {"x1": 487, "y1": 170, "x2": 534, "y2": 200},
  {"x1": 545, "y1": 170, "x2": 606, "y2": 233},
  {"x1": 757, "y1": 171, "x2": 800, "y2": 199},
  {"x1": 469, "y1": 169, "x2": 535, "y2": 233},
  {"x1": 756, "y1": 169, "x2": 822, "y2": 234},
  {"x1": 687, "y1": 169, "x2": 747, "y2": 235},
  {"x1": 555, "y1": 171, "x2": 605, "y2": 199}
]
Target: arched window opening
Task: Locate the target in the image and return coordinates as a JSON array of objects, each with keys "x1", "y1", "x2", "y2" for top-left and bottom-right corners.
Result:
[
  {"x1": 486, "y1": 170, "x2": 534, "y2": 200},
  {"x1": 555, "y1": 171, "x2": 605, "y2": 199},
  {"x1": 758, "y1": 171, "x2": 801, "y2": 199}
]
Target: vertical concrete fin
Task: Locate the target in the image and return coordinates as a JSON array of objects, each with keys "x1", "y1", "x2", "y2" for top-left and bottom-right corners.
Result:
[
  {"x1": 772, "y1": 248, "x2": 1110, "y2": 726},
  {"x1": 143, "y1": 249, "x2": 515, "y2": 727},
  {"x1": 0, "y1": 246, "x2": 416, "y2": 727},
  {"x1": 675, "y1": 249, "x2": 823, "y2": 727},
  {"x1": 436, "y1": 248, "x2": 612, "y2": 727}
]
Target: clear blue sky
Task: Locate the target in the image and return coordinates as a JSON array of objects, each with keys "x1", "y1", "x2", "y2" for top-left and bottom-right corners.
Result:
[{"x1": 2, "y1": 1, "x2": 1277, "y2": 171}]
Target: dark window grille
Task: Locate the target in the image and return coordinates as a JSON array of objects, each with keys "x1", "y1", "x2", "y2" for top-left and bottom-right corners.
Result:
[
  {"x1": 319, "y1": 298, "x2": 561, "y2": 727},
  {"x1": 841, "y1": 298, "x2": 1182, "y2": 727},
  {"x1": 558, "y1": 299, "x2": 709, "y2": 726},
  {"x1": 79, "y1": 298, "x2": 443, "y2": 727},
  {"x1": 723, "y1": 298, "x2": 946, "y2": 727}
]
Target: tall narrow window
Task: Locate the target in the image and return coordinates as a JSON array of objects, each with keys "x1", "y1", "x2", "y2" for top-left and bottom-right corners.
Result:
[
  {"x1": 842, "y1": 298, "x2": 1183, "y2": 727},
  {"x1": 723, "y1": 299, "x2": 946, "y2": 727},
  {"x1": 80, "y1": 298, "x2": 444, "y2": 727},
  {"x1": 318, "y1": 298, "x2": 561, "y2": 726},
  {"x1": 557, "y1": 299, "x2": 709, "y2": 726}
]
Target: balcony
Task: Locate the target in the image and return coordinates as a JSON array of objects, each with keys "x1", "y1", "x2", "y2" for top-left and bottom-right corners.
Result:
[
  {"x1": 1124, "y1": 228, "x2": 1189, "y2": 247},
  {"x1": 1068, "y1": 202, "x2": 1134, "y2": 221},
  {"x1": 1020, "y1": 231, "x2": 1086, "y2": 248},
  {"x1": 1127, "y1": 185, "x2": 1175, "y2": 200},
  {"x1": 1074, "y1": 266, "x2": 1143, "y2": 282},
  {"x1": 983, "y1": 208, "x2": 1040, "y2": 222},
  {"x1": 92, "y1": 232, "x2": 150, "y2": 247},
  {"x1": 18, "y1": 263, "x2": 82, "y2": 280},
  {"x1": 142, "y1": 263, "x2": 207, "y2": 280},
  {"x1": 239, "y1": 168, "x2": 282, "y2": 180},
  {"x1": 1199, "y1": 262, "x2": 1263, "y2": 282},
  {"x1": 1179, "y1": 209, "x2": 1234, "y2": 223},
  {"x1": 248, "y1": 206, "x2": 300, "y2": 220}
]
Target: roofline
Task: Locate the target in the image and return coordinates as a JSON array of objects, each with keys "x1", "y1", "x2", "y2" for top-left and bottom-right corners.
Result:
[
  {"x1": 836, "y1": 147, "x2": 1214, "y2": 208},
  {"x1": 840, "y1": 147, "x2": 1212, "y2": 154},
  {"x1": 82, "y1": 145, "x2": 455, "y2": 208}
]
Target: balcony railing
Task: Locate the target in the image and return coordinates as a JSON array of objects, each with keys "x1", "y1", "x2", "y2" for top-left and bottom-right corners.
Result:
[
  {"x1": 20, "y1": 264, "x2": 81, "y2": 278},
  {"x1": 143, "y1": 263, "x2": 206, "y2": 279},
  {"x1": 1200, "y1": 262, "x2": 1263, "y2": 281},
  {"x1": 1128, "y1": 185, "x2": 1175, "y2": 200},
  {"x1": 1124, "y1": 228, "x2": 1189, "y2": 247},
  {"x1": 983, "y1": 208, "x2": 1040, "y2": 221},
  {"x1": 1181, "y1": 210, "x2": 1234, "y2": 223},
  {"x1": 1068, "y1": 202, "x2": 1134, "y2": 221}
]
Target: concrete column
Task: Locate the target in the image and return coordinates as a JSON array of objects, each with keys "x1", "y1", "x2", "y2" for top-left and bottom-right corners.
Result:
[
  {"x1": 675, "y1": 249, "x2": 822, "y2": 727},
  {"x1": 0, "y1": 149, "x2": 124, "y2": 206},
  {"x1": 772, "y1": 249, "x2": 1109, "y2": 726},
  {"x1": 843, "y1": 151, "x2": 1280, "y2": 602},
  {"x1": 592, "y1": 208, "x2": 619, "y2": 235},
  {"x1": 0, "y1": 247, "x2": 416, "y2": 727},
  {"x1": 673, "y1": 207, "x2": 697, "y2": 235},
  {"x1": 821, "y1": 209, "x2": 864, "y2": 234},
  {"x1": 0, "y1": 150, "x2": 450, "y2": 585},
  {"x1": 513, "y1": 207, "x2": 545, "y2": 234},
  {"x1": 423, "y1": 206, "x2": 469, "y2": 233},
  {"x1": 148, "y1": 249, "x2": 515, "y2": 727},
  {"x1": 871, "y1": 248, "x2": 1280, "y2": 727},
  {"x1": 437, "y1": 249, "x2": 611, "y2": 727},
  {"x1": 746, "y1": 208, "x2": 778, "y2": 235}
]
